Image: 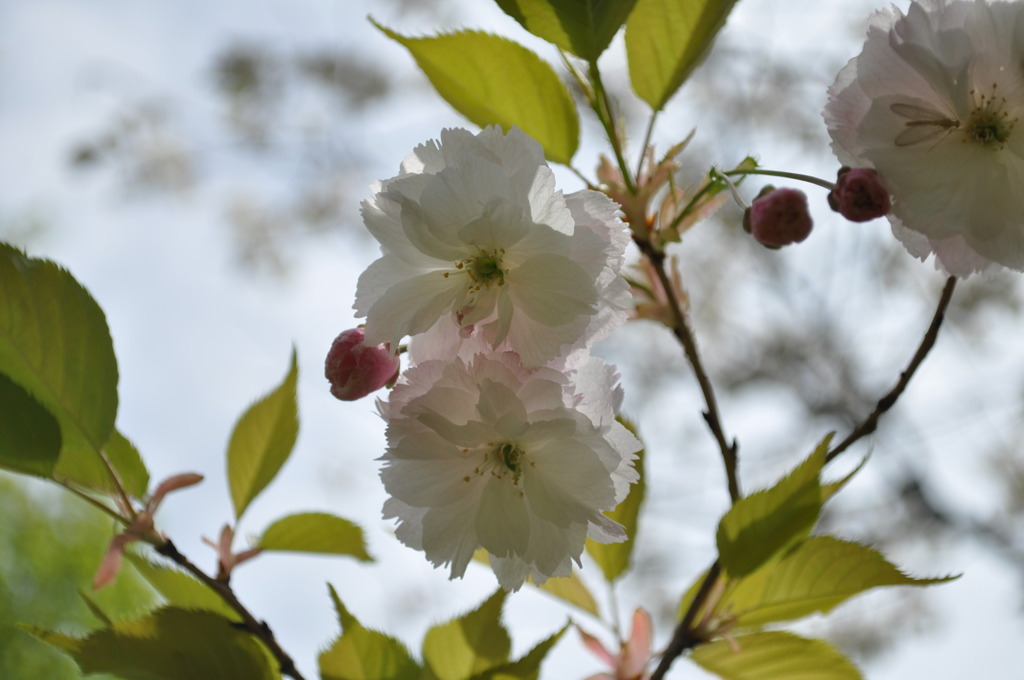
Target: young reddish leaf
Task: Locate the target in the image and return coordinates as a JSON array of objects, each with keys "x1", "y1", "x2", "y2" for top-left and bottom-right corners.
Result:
[
  {"x1": 226, "y1": 349, "x2": 299, "y2": 519},
  {"x1": 625, "y1": 0, "x2": 740, "y2": 111},
  {"x1": 26, "y1": 607, "x2": 278, "y2": 680},
  {"x1": 494, "y1": 0, "x2": 639, "y2": 62},
  {"x1": 0, "y1": 243, "x2": 120, "y2": 492},
  {"x1": 422, "y1": 590, "x2": 510, "y2": 680},
  {"x1": 716, "y1": 439, "x2": 826, "y2": 578},
  {"x1": 726, "y1": 536, "x2": 958, "y2": 628},
  {"x1": 373, "y1": 23, "x2": 579, "y2": 165},
  {"x1": 690, "y1": 631, "x2": 862, "y2": 680},
  {"x1": 321, "y1": 585, "x2": 421, "y2": 680},
  {"x1": 586, "y1": 415, "x2": 645, "y2": 582},
  {"x1": 0, "y1": 371, "x2": 61, "y2": 478},
  {"x1": 256, "y1": 512, "x2": 371, "y2": 561}
]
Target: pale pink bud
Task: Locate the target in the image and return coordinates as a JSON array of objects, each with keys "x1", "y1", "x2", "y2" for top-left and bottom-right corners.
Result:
[
  {"x1": 828, "y1": 167, "x2": 891, "y2": 222},
  {"x1": 325, "y1": 328, "x2": 400, "y2": 401},
  {"x1": 744, "y1": 187, "x2": 813, "y2": 248}
]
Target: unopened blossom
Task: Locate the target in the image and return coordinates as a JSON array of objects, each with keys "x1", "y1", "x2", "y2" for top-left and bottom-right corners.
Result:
[
  {"x1": 378, "y1": 351, "x2": 640, "y2": 591},
  {"x1": 324, "y1": 328, "x2": 400, "y2": 401},
  {"x1": 354, "y1": 126, "x2": 630, "y2": 367},
  {"x1": 743, "y1": 187, "x2": 813, "y2": 248},
  {"x1": 826, "y1": 0, "x2": 1024, "y2": 275},
  {"x1": 828, "y1": 167, "x2": 891, "y2": 222}
]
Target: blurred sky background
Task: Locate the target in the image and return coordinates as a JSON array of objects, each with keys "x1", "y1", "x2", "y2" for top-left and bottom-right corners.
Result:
[{"x1": 2, "y1": 0, "x2": 1024, "y2": 678}]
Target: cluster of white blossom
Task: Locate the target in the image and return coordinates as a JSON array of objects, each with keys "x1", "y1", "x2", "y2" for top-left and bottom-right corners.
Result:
[
  {"x1": 355, "y1": 126, "x2": 640, "y2": 590},
  {"x1": 827, "y1": 0, "x2": 1024, "y2": 277}
]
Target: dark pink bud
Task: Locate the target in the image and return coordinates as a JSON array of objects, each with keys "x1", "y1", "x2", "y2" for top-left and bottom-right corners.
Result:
[
  {"x1": 744, "y1": 187, "x2": 813, "y2": 248},
  {"x1": 325, "y1": 328, "x2": 400, "y2": 401},
  {"x1": 828, "y1": 167, "x2": 891, "y2": 222}
]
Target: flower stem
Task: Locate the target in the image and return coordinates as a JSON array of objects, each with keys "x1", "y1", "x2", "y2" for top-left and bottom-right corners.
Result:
[
  {"x1": 588, "y1": 61, "x2": 637, "y2": 195},
  {"x1": 723, "y1": 168, "x2": 836, "y2": 191},
  {"x1": 826, "y1": 275, "x2": 958, "y2": 463},
  {"x1": 649, "y1": 560, "x2": 722, "y2": 680},
  {"x1": 638, "y1": 241, "x2": 741, "y2": 502},
  {"x1": 155, "y1": 539, "x2": 307, "y2": 680}
]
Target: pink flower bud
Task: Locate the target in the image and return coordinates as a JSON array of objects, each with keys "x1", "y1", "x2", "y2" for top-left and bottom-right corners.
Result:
[
  {"x1": 325, "y1": 328, "x2": 400, "y2": 401},
  {"x1": 743, "y1": 187, "x2": 813, "y2": 248},
  {"x1": 828, "y1": 167, "x2": 891, "y2": 222}
]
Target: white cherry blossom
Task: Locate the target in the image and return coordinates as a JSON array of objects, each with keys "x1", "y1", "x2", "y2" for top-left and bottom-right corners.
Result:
[
  {"x1": 354, "y1": 126, "x2": 630, "y2": 366},
  {"x1": 826, "y1": 0, "x2": 1024, "y2": 276},
  {"x1": 378, "y1": 351, "x2": 640, "y2": 590}
]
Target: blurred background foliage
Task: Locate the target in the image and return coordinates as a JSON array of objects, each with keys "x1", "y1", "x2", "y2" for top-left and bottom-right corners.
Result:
[{"x1": 3, "y1": 0, "x2": 1024, "y2": 677}]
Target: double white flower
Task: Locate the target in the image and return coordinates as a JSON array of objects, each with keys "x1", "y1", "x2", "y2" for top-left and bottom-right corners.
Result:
[
  {"x1": 826, "y1": 0, "x2": 1024, "y2": 276},
  {"x1": 356, "y1": 126, "x2": 638, "y2": 589}
]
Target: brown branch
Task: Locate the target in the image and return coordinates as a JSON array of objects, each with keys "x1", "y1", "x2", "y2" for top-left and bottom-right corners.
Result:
[
  {"x1": 826, "y1": 275, "x2": 958, "y2": 464},
  {"x1": 155, "y1": 540, "x2": 306, "y2": 680},
  {"x1": 649, "y1": 560, "x2": 722, "y2": 680},
  {"x1": 640, "y1": 241, "x2": 741, "y2": 502}
]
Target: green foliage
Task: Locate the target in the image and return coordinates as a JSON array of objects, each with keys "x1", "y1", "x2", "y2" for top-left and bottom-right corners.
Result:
[
  {"x1": 625, "y1": 0, "x2": 740, "y2": 111},
  {"x1": 320, "y1": 585, "x2": 422, "y2": 680},
  {"x1": 422, "y1": 590, "x2": 510, "y2": 680},
  {"x1": 467, "y1": 624, "x2": 568, "y2": 680},
  {"x1": 690, "y1": 631, "x2": 862, "y2": 680},
  {"x1": 535, "y1": 573, "x2": 599, "y2": 617},
  {"x1": 103, "y1": 430, "x2": 150, "y2": 499},
  {"x1": 125, "y1": 554, "x2": 238, "y2": 619},
  {"x1": 0, "y1": 371, "x2": 61, "y2": 477},
  {"x1": 586, "y1": 416, "x2": 645, "y2": 582},
  {"x1": 494, "y1": 0, "x2": 638, "y2": 62},
  {"x1": 372, "y1": 23, "x2": 579, "y2": 164},
  {"x1": 26, "y1": 607, "x2": 279, "y2": 680},
  {"x1": 256, "y1": 512, "x2": 372, "y2": 561},
  {"x1": 724, "y1": 536, "x2": 956, "y2": 628},
  {"x1": 0, "y1": 243, "x2": 137, "y2": 493},
  {"x1": 0, "y1": 474, "x2": 158, "y2": 680},
  {"x1": 716, "y1": 438, "x2": 827, "y2": 578},
  {"x1": 226, "y1": 348, "x2": 299, "y2": 519}
]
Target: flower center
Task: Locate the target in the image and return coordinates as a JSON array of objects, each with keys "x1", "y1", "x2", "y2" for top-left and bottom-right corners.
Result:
[
  {"x1": 963, "y1": 83, "x2": 1017, "y2": 149},
  {"x1": 449, "y1": 248, "x2": 507, "y2": 292}
]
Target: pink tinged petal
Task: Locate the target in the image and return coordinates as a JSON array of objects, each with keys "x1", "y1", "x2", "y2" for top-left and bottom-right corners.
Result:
[
  {"x1": 93, "y1": 533, "x2": 134, "y2": 590},
  {"x1": 620, "y1": 608, "x2": 654, "y2": 679},
  {"x1": 578, "y1": 627, "x2": 617, "y2": 667},
  {"x1": 325, "y1": 328, "x2": 401, "y2": 401}
]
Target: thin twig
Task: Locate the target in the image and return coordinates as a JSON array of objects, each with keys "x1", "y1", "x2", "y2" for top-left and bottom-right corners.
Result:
[
  {"x1": 826, "y1": 276, "x2": 958, "y2": 464},
  {"x1": 640, "y1": 242, "x2": 741, "y2": 502},
  {"x1": 155, "y1": 540, "x2": 307, "y2": 680},
  {"x1": 649, "y1": 561, "x2": 722, "y2": 680}
]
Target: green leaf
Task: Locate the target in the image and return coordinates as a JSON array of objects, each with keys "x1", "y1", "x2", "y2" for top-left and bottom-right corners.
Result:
[
  {"x1": 104, "y1": 430, "x2": 150, "y2": 499},
  {"x1": 125, "y1": 553, "x2": 238, "y2": 620},
  {"x1": 0, "y1": 243, "x2": 120, "y2": 491},
  {"x1": 690, "y1": 631, "x2": 862, "y2": 680},
  {"x1": 494, "y1": 0, "x2": 639, "y2": 62},
  {"x1": 26, "y1": 607, "x2": 278, "y2": 680},
  {"x1": 625, "y1": 0, "x2": 740, "y2": 111},
  {"x1": 586, "y1": 415, "x2": 644, "y2": 582},
  {"x1": 0, "y1": 371, "x2": 61, "y2": 477},
  {"x1": 226, "y1": 348, "x2": 299, "y2": 519},
  {"x1": 257, "y1": 512, "x2": 372, "y2": 561},
  {"x1": 716, "y1": 440, "x2": 826, "y2": 578},
  {"x1": 423, "y1": 590, "x2": 510, "y2": 680},
  {"x1": 536, "y1": 573, "x2": 600, "y2": 617},
  {"x1": 726, "y1": 536, "x2": 957, "y2": 628},
  {"x1": 373, "y1": 23, "x2": 579, "y2": 164},
  {"x1": 320, "y1": 585, "x2": 421, "y2": 680},
  {"x1": 468, "y1": 624, "x2": 568, "y2": 680}
]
